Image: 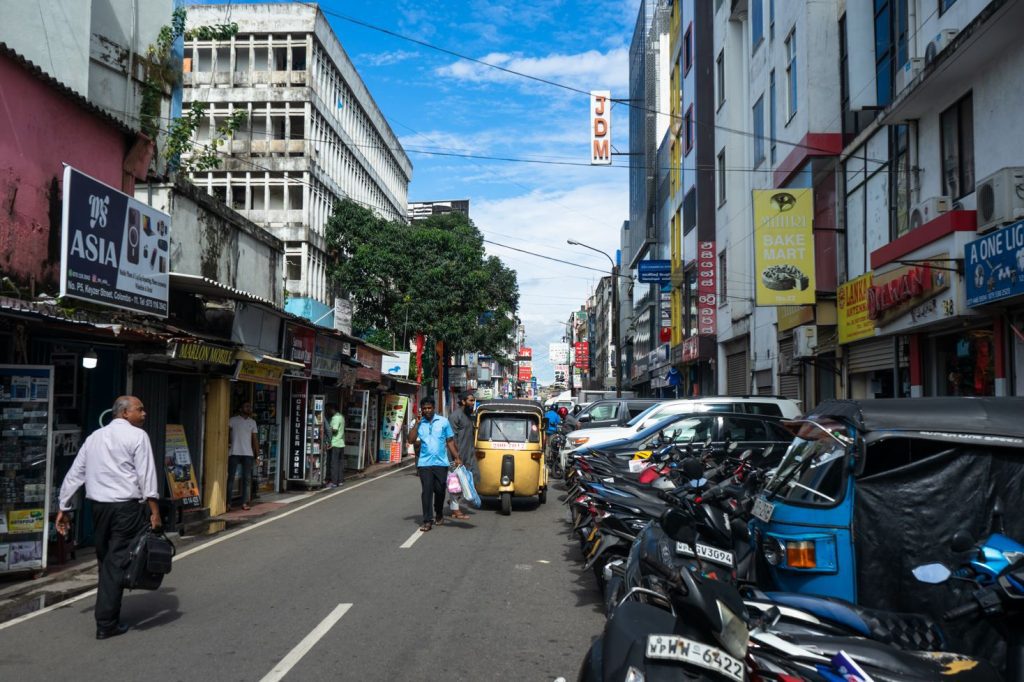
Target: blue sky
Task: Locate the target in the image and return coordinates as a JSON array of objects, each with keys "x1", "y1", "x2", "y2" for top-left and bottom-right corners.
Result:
[{"x1": 210, "y1": 1, "x2": 641, "y2": 381}]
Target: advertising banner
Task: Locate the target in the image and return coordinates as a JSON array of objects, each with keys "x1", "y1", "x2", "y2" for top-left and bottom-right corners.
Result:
[
  {"x1": 696, "y1": 241, "x2": 717, "y2": 335},
  {"x1": 285, "y1": 324, "x2": 315, "y2": 377},
  {"x1": 449, "y1": 365, "x2": 468, "y2": 389},
  {"x1": 753, "y1": 189, "x2": 816, "y2": 306},
  {"x1": 333, "y1": 298, "x2": 353, "y2": 335},
  {"x1": 164, "y1": 425, "x2": 201, "y2": 507},
  {"x1": 313, "y1": 334, "x2": 343, "y2": 379},
  {"x1": 638, "y1": 260, "x2": 672, "y2": 283},
  {"x1": 518, "y1": 347, "x2": 533, "y2": 361},
  {"x1": 517, "y1": 364, "x2": 532, "y2": 381},
  {"x1": 590, "y1": 90, "x2": 611, "y2": 165},
  {"x1": 965, "y1": 220, "x2": 1024, "y2": 307},
  {"x1": 288, "y1": 386, "x2": 307, "y2": 480},
  {"x1": 7, "y1": 509, "x2": 45, "y2": 534},
  {"x1": 60, "y1": 166, "x2": 170, "y2": 316},
  {"x1": 548, "y1": 342, "x2": 570, "y2": 364},
  {"x1": 867, "y1": 259, "x2": 950, "y2": 326},
  {"x1": 837, "y1": 273, "x2": 875, "y2": 344},
  {"x1": 381, "y1": 351, "x2": 411, "y2": 377},
  {"x1": 574, "y1": 341, "x2": 590, "y2": 369},
  {"x1": 233, "y1": 360, "x2": 284, "y2": 386},
  {"x1": 379, "y1": 395, "x2": 409, "y2": 462}
]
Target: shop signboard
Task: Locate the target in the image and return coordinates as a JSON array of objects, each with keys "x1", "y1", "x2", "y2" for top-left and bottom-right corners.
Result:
[
  {"x1": 164, "y1": 425, "x2": 201, "y2": 508},
  {"x1": 638, "y1": 260, "x2": 672, "y2": 283},
  {"x1": 696, "y1": 241, "x2": 717, "y2": 335},
  {"x1": 381, "y1": 351, "x2": 411, "y2": 377},
  {"x1": 313, "y1": 334, "x2": 343, "y2": 379},
  {"x1": 288, "y1": 386, "x2": 307, "y2": 480},
  {"x1": 285, "y1": 324, "x2": 315, "y2": 377},
  {"x1": 517, "y1": 347, "x2": 533, "y2": 361},
  {"x1": 379, "y1": 395, "x2": 409, "y2": 462},
  {"x1": 517, "y1": 364, "x2": 532, "y2": 381},
  {"x1": 169, "y1": 341, "x2": 234, "y2": 365},
  {"x1": 333, "y1": 298, "x2": 353, "y2": 335},
  {"x1": 753, "y1": 189, "x2": 816, "y2": 306},
  {"x1": 450, "y1": 365, "x2": 468, "y2": 389},
  {"x1": 574, "y1": 341, "x2": 590, "y2": 369},
  {"x1": 590, "y1": 90, "x2": 611, "y2": 165},
  {"x1": 549, "y1": 342, "x2": 570, "y2": 364},
  {"x1": 682, "y1": 336, "x2": 700, "y2": 362},
  {"x1": 478, "y1": 367, "x2": 492, "y2": 382},
  {"x1": 838, "y1": 273, "x2": 875, "y2": 344},
  {"x1": 965, "y1": 220, "x2": 1024, "y2": 307},
  {"x1": 7, "y1": 509, "x2": 45, "y2": 534},
  {"x1": 868, "y1": 257, "x2": 950, "y2": 326},
  {"x1": 233, "y1": 360, "x2": 284, "y2": 386},
  {"x1": 59, "y1": 166, "x2": 170, "y2": 317}
]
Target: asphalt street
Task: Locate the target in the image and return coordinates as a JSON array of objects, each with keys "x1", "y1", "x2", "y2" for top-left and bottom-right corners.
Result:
[{"x1": 0, "y1": 465, "x2": 604, "y2": 681}]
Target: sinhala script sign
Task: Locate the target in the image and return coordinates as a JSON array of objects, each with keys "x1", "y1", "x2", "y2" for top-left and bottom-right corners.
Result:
[{"x1": 60, "y1": 166, "x2": 169, "y2": 316}]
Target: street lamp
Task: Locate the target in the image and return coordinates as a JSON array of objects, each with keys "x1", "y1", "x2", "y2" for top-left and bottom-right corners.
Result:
[{"x1": 567, "y1": 239, "x2": 622, "y2": 398}]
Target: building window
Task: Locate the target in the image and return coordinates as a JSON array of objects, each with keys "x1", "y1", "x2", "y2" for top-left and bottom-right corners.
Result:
[
  {"x1": 753, "y1": 95, "x2": 765, "y2": 167},
  {"x1": 684, "y1": 188, "x2": 697, "y2": 235},
  {"x1": 769, "y1": 70, "x2": 777, "y2": 164},
  {"x1": 684, "y1": 105, "x2": 694, "y2": 154},
  {"x1": 769, "y1": 0, "x2": 775, "y2": 40},
  {"x1": 683, "y1": 24, "x2": 693, "y2": 74},
  {"x1": 940, "y1": 92, "x2": 975, "y2": 200},
  {"x1": 752, "y1": 0, "x2": 764, "y2": 49},
  {"x1": 785, "y1": 30, "x2": 798, "y2": 121},
  {"x1": 716, "y1": 50, "x2": 726, "y2": 109},
  {"x1": 940, "y1": 0, "x2": 958, "y2": 15},
  {"x1": 874, "y1": 0, "x2": 909, "y2": 106},
  {"x1": 719, "y1": 251, "x2": 728, "y2": 305},
  {"x1": 717, "y1": 149, "x2": 727, "y2": 206},
  {"x1": 891, "y1": 124, "x2": 912, "y2": 238}
]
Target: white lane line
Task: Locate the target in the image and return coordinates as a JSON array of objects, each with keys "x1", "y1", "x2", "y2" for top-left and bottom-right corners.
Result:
[
  {"x1": 0, "y1": 463, "x2": 414, "y2": 631},
  {"x1": 259, "y1": 603, "x2": 352, "y2": 682},
  {"x1": 399, "y1": 529, "x2": 424, "y2": 548},
  {"x1": 273, "y1": 493, "x2": 313, "y2": 505}
]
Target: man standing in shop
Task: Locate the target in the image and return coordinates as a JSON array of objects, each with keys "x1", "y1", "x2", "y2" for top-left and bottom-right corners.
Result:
[
  {"x1": 410, "y1": 396, "x2": 460, "y2": 532},
  {"x1": 446, "y1": 390, "x2": 477, "y2": 521},
  {"x1": 227, "y1": 401, "x2": 260, "y2": 511},
  {"x1": 326, "y1": 403, "x2": 345, "y2": 487},
  {"x1": 54, "y1": 395, "x2": 160, "y2": 640}
]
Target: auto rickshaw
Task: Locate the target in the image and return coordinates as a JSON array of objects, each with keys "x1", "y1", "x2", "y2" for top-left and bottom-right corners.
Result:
[{"x1": 474, "y1": 400, "x2": 548, "y2": 515}]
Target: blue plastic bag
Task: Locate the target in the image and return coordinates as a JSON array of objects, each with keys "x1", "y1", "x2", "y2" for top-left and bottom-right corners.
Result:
[{"x1": 454, "y1": 465, "x2": 480, "y2": 508}]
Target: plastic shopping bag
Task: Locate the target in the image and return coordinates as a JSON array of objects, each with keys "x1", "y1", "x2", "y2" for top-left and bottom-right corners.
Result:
[
  {"x1": 454, "y1": 465, "x2": 481, "y2": 508},
  {"x1": 446, "y1": 471, "x2": 462, "y2": 494}
]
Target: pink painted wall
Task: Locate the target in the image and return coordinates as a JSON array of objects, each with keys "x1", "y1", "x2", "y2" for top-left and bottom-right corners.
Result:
[{"x1": 0, "y1": 52, "x2": 129, "y2": 291}]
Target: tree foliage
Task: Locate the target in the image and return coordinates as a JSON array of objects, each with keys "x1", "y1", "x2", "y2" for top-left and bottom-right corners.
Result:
[{"x1": 324, "y1": 200, "x2": 519, "y2": 357}]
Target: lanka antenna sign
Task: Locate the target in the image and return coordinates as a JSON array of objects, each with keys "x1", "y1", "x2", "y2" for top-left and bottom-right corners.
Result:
[
  {"x1": 753, "y1": 189, "x2": 816, "y2": 306},
  {"x1": 590, "y1": 90, "x2": 611, "y2": 165},
  {"x1": 60, "y1": 166, "x2": 170, "y2": 316}
]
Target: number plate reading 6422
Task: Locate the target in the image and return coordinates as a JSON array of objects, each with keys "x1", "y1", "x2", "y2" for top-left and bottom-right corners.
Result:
[{"x1": 646, "y1": 634, "x2": 744, "y2": 682}]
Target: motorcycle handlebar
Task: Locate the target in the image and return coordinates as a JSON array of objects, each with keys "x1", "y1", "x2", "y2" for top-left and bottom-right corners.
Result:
[{"x1": 943, "y1": 601, "x2": 981, "y2": 621}]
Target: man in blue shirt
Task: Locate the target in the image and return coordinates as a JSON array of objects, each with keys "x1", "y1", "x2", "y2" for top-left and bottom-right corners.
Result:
[
  {"x1": 544, "y1": 405, "x2": 562, "y2": 435},
  {"x1": 411, "y1": 397, "x2": 460, "y2": 532}
]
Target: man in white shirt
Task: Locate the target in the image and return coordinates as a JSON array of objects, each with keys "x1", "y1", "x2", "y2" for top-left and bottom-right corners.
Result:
[
  {"x1": 55, "y1": 395, "x2": 160, "y2": 640},
  {"x1": 227, "y1": 402, "x2": 260, "y2": 510}
]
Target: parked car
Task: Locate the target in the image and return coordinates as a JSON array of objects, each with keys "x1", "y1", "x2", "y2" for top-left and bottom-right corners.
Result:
[
  {"x1": 560, "y1": 395, "x2": 801, "y2": 462},
  {"x1": 563, "y1": 398, "x2": 661, "y2": 431}
]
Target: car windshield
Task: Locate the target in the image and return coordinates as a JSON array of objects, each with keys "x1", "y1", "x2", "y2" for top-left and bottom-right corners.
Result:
[
  {"x1": 478, "y1": 415, "x2": 540, "y2": 443},
  {"x1": 765, "y1": 420, "x2": 851, "y2": 507},
  {"x1": 637, "y1": 417, "x2": 712, "y2": 449}
]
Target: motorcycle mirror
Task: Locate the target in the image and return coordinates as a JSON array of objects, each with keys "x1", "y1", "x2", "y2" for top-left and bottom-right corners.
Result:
[
  {"x1": 740, "y1": 449, "x2": 753, "y2": 461},
  {"x1": 951, "y1": 530, "x2": 976, "y2": 553},
  {"x1": 660, "y1": 507, "x2": 697, "y2": 545},
  {"x1": 681, "y1": 457, "x2": 704, "y2": 480},
  {"x1": 727, "y1": 441, "x2": 738, "y2": 452},
  {"x1": 912, "y1": 563, "x2": 952, "y2": 584}
]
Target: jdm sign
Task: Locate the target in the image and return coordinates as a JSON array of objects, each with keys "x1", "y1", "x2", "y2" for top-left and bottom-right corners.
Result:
[
  {"x1": 638, "y1": 260, "x2": 672, "y2": 283},
  {"x1": 590, "y1": 90, "x2": 611, "y2": 165},
  {"x1": 60, "y1": 166, "x2": 170, "y2": 316}
]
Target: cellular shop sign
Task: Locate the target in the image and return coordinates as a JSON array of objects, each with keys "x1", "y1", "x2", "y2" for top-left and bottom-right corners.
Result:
[{"x1": 60, "y1": 166, "x2": 170, "y2": 316}]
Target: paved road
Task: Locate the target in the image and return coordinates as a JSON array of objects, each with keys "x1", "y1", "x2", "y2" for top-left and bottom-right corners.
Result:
[{"x1": 0, "y1": 465, "x2": 604, "y2": 681}]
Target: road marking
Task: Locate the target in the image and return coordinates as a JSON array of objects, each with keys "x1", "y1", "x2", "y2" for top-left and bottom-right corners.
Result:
[
  {"x1": 259, "y1": 603, "x2": 352, "y2": 682},
  {"x1": 0, "y1": 463, "x2": 414, "y2": 631},
  {"x1": 399, "y1": 529, "x2": 424, "y2": 548}
]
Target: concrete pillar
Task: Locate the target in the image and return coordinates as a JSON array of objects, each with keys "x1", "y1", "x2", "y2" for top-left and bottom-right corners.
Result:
[
  {"x1": 203, "y1": 377, "x2": 231, "y2": 516},
  {"x1": 994, "y1": 316, "x2": 1008, "y2": 397},
  {"x1": 909, "y1": 333, "x2": 924, "y2": 398}
]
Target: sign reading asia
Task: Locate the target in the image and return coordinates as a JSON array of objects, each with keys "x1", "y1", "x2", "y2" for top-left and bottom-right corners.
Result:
[
  {"x1": 867, "y1": 258, "x2": 950, "y2": 325},
  {"x1": 753, "y1": 189, "x2": 816, "y2": 306},
  {"x1": 696, "y1": 241, "x2": 717, "y2": 335},
  {"x1": 60, "y1": 166, "x2": 170, "y2": 317},
  {"x1": 965, "y1": 220, "x2": 1024, "y2": 307}
]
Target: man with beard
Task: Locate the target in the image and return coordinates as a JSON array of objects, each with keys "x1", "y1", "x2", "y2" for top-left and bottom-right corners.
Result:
[{"x1": 446, "y1": 390, "x2": 478, "y2": 521}]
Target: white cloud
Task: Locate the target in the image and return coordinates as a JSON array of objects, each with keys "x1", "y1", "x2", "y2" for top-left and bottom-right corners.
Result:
[
  {"x1": 357, "y1": 49, "x2": 420, "y2": 67},
  {"x1": 435, "y1": 47, "x2": 629, "y2": 94}
]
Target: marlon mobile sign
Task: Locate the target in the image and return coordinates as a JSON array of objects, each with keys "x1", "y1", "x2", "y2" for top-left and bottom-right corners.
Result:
[{"x1": 60, "y1": 166, "x2": 170, "y2": 317}]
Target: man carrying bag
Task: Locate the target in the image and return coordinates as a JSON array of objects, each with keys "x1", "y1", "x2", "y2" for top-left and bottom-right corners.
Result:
[{"x1": 55, "y1": 396, "x2": 162, "y2": 640}]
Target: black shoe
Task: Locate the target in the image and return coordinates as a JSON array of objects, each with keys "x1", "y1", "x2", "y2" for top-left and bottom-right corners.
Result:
[{"x1": 96, "y1": 623, "x2": 129, "y2": 640}]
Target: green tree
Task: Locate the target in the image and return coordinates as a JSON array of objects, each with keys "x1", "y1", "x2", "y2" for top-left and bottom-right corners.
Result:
[{"x1": 324, "y1": 200, "x2": 519, "y2": 357}]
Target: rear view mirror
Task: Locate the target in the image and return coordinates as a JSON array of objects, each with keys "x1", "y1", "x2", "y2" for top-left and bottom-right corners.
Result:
[
  {"x1": 577, "y1": 414, "x2": 591, "y2": 424},
  {"x1": 727, "y1": 441, "x2": 739, "y2": 452},
  {"x1": 573, "y1": 405, "x2": 582, "y2": 415},
  {"x1": 660, "y1": 507, "x2": 696, "y2": 544},
  {"x1": 912, "y1": 563, "x2": 951, "y2": 584},
  {"x1": 740, "y1": 449, "x2": 753, "y2": 461},
  {"x1": 951, "y1": 530, "x2": 976, "y2": 553}
]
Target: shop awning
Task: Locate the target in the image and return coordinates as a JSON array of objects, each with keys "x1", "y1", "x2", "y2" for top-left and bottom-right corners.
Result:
[{"x1": 233, "y1": 349, "x2": 305, "y2": 370}]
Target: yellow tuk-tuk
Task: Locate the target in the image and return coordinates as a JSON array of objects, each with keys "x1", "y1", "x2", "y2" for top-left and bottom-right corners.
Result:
[{"x1": 474, "y1": 400, "x2": 548, "y2": 515}]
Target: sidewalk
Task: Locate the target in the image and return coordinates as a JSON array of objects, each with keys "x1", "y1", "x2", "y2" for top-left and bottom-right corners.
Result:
[{"x1": 0, "y1": 457, "x2": 413, "y2": 625}]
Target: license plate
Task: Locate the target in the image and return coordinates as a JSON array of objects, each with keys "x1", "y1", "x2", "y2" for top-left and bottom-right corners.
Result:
[
  {"x1": 676, "y1": 542, "x2": 734, "y2": 567},
  {"x1": 646, "y1": 634, "x2": 744, "y2": 682},
  {"x1": 751, "y1": 496, "x2": 775, "y2": 523}
]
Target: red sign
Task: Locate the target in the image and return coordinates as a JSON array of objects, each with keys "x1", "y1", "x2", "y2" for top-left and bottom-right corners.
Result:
[
  {"x1": 867, "y1": 263, "x2": 943, "y2": 321},
  {"x1": 682, "y1": 336, "x2": 700, "y2": 362},
  {"x1": 285, "y1": 324, "x2": 315, "y2": 376},
  {"x1": 696, "y1": 241, "x2": 717, "y2": 336},
  {"x1": 518, "y1": 347, "x2": 532, "y2": 360},
  {"x1": 517, "y1": 364, "x2": 532, "y2": 381},
  {"x1": 660, "y1": 327, "x2": 672, "y2": 343},
  {"x1": 574, "y1": 341, "x2": 590, "y2": 369}
]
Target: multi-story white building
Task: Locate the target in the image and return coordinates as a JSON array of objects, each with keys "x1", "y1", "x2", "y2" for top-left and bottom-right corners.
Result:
[
  {"x1": 408, "y1": 199, "x2": 469, "y2": 223},
  {"x1": 183, "y1": 3, "x2": 412, "y2": 327}
]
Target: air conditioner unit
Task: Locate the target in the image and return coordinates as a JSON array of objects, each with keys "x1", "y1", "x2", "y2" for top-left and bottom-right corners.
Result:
[
  {"x1": 924, "y1": 29, "x2": 958, "y2": 65},
  {"x1": 895, "y1": 58, "x2": 923, "y2": 94},
  {"x1": 976, "y1": 167, "x2": 1024, "y2": 232},
  {"x1": 793, "y1": 325, "x2": 818, "y2": 359},
  {"x1": 909, "y1": 196, "x2": 951, "y2": 230}
]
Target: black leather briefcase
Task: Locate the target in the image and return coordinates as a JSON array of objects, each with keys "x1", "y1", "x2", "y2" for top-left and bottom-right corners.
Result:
[{"x1": 123, "y1": 527, "x2": 175, "y2": 591}]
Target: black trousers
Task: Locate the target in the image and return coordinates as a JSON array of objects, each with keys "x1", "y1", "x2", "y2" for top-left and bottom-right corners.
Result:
[
  {"x1": 92, "y1": 500, "x2": 147, "y2": 629},
  {"x1": 418, "y1": 466, "x2": 447, "y2": 524}
]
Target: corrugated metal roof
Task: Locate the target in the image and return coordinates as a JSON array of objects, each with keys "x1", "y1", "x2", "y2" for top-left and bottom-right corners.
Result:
[{"x1": 170, "y1": 272, "x2": 279, "y2": 308}]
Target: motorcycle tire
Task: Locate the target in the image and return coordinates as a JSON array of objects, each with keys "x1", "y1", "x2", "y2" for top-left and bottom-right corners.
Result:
[{"x1": 603, "y1": 573, "x2": 624, "y2": 616}]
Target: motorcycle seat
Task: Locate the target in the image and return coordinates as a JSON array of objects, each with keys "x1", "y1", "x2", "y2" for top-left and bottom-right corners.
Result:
[{"x1": 762, "y1": 591, "x2": 946, "y2": 651}]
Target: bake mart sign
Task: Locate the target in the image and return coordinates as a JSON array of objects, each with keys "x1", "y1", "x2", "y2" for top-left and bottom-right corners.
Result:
[{"x1": 753, "y1": 189, "x2": 816, "y2": 306}]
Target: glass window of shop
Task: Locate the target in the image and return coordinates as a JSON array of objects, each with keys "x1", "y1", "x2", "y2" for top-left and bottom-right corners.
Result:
[{"x1": 931, "y1": 328, "x2": 994, "y2": 397}]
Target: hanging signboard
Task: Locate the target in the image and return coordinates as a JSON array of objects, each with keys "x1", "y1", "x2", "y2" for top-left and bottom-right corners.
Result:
[
  {"x1": 313, "y1": 334, "x2": 343, "y2": 379},
  {"x1": 164, "y1": 425, "x2": 201, "y2": 508},
  {"x1": 333, "y1": 298, "x2": 353, "y2": 335},
  {"x1": 288, "y1": 385, "x2": 307, "y2": 480},
  {"x1": 590, "y1": 90, "x2": 611, "y2": 165},
  {"x1": 965, "y1": 220, "x2": 1024, "y2": 307},
  {"x1": 381, "y1": 351, "x2": 411, "y2": 377},
  {"x1": 753, "y1": 189, "x2": 816, "y2": 306},
  {"x1": 517, "y1": 364, "x2": 532, "y2": 381},
  {"x1": 837, "y1": 273, "x2": 875, "y2": 344},
  {"x1": 449, "y1": 365, "x2": 468, "y2": 389},
  {"x1": 549, "y1": 342, "x2": 570, "y2": 364},
  {"x1": 233, "y1": 360, "x2": 284, "y2": 386},
  {"x1": 284, "y1": 324, "x2": 315, "y2": 377},
  {"x1": 60, "y1": 166, "x2": 170, "y2": 317},
  {"x1": 638, "y1": 260, "x2": 672, "y2": 283},
  {"x1": 574, "y1": 341, "x2": 590, "y2": 369},
  {"x1": 696, "y1": 241, "x2": 717, "y2": 335}
]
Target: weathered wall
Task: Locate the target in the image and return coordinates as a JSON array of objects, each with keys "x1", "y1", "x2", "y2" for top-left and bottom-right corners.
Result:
[{"x1": 0, "y1": 51, "x2": 129, "y2": 292}]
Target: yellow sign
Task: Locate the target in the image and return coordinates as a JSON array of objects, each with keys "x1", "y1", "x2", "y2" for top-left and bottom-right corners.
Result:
[
  {"x1": 172, "y1": 341, "x2": 234, "y2": 365},
  {"x1": 164, "y1": 425, "x2": 201, "y2": 507},
  {"x1": 8, "y1": 509, "x2": 45, "y2": 533},
  {"x1": 234, "y1": 360, "x2": 284, "y2": 386},
  {"x1": 754, "y1": 189, "x2": 816, "y2": 306},
  {"x1": 837, "y1": 273, "x2": 875, "y2": 344}
]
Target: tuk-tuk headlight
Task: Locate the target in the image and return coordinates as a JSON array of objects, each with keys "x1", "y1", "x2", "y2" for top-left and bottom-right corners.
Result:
[
  {"x1": 501, "y1": 475, "x2": 511, "y2": 486},
  {"x1": 715, "y1": 600, "x2": 749, "y2": 660},
  {"x1": 763, "y1": 537, "x2": 786, "y2": 566}
]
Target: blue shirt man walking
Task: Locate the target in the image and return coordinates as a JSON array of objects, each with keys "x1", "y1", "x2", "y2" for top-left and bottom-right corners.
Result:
[{"x1": 411, "y1": 397, "x2": 460, "y2": 532}]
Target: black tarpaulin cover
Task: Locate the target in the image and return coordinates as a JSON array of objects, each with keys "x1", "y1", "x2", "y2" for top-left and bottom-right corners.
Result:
[{"x1": 854, "y1": 445, "x2": 1024, "y2": 661}]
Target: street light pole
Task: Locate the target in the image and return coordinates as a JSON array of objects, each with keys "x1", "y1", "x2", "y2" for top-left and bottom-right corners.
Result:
[{"x1": 567, "y1": 239, "x2": 622, "y2": 398}]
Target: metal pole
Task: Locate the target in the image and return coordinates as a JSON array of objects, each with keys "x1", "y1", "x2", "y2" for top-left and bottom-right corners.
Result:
[{"x1": 612, "y1": 263, "x2": 621, "y2": 398}]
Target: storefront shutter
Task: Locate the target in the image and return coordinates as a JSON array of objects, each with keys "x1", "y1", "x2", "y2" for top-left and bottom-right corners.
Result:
[
  {"x1": 778, "y1": 337, "x2": 799, "y2": 400},
  {"x1": 133, "y1": 370, "x2": 169, "y2": 496},
  {"x1": 726, "y1": 351, "x2": 748, "y2": 396},
  {"x1": 848, "y1": 337, "x2": 895, "y2": 374},
  {"x1": 754, "y1": 370, "x2": 772, "y2": 395}
]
